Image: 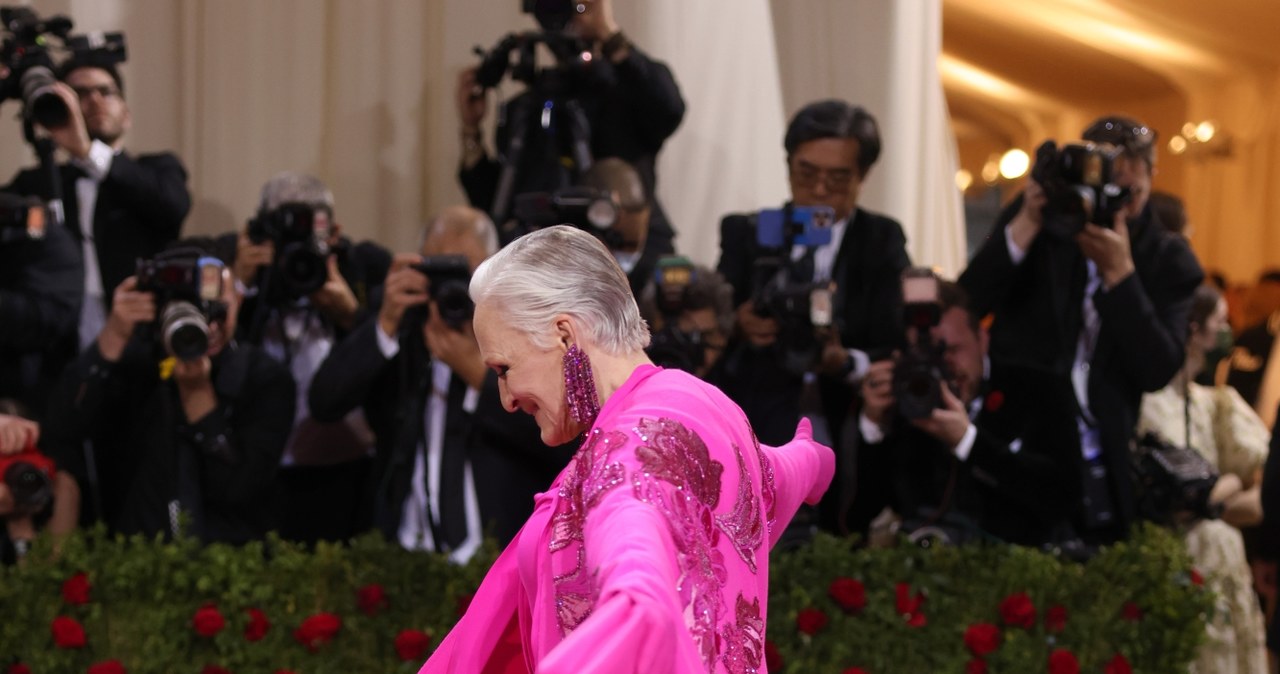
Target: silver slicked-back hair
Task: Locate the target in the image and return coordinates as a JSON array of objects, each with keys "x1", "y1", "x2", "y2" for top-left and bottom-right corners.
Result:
[
  {"x1": 470, "y1": 226, "x2": 650, "y2": 354},
  {"x1": 258, "y1": 172, "x2": 334, "y2": 213}
]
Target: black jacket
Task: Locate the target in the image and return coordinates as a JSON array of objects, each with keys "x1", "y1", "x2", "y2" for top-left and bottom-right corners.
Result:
[
  {"x1": 713, "y1": 207, "x2": 911, "y2": 446},
  {"x1": 44, "y1": 338, "x2": 294, "y2": 544},
  {"x1": 309, "y1": 316, "x2": 574, "y2": 547},
  {"x1": 959, "y1": 197, "x2": 1203, "y2": 536}
]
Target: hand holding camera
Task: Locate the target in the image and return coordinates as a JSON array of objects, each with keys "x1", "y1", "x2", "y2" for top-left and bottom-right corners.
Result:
[
  {"x1": 455, "y1": 66, "x2": 487, "y2": 134},
  {"x1": 310, "y1": 253, "x2": 359, "y2": 331},
  {"x1": 0, "y1": 413, "x2": 38, "y2": 455},
  {"x1": 233, "y1": 229, "x2": 274, "y2": 288},
  {"x1": 1076, "y1": 216, "x2": 1135, "y2": 289},
  {"x1": 423, "y1": 301, "x2": 486, "y2": 391},
  {"x1": 860, "y1": 358, "x2": 896, "y2": 430},
  {"x1": 39, "y1": 80, "x2": 90, "y2": 158},
  {"x1": 377, "y1": 253, "x2": 430, "y2": 339},
  {"x1": 909, "y1": 382, "x2": 972, "y2": 451},
  {"x1": 99, "y1": 275, "x2": 156, "y2": 361}
]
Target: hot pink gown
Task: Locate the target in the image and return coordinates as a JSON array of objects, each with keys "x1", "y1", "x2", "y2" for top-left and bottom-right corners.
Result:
[{"x1": 420, "y1": 364, "x2": 835, "y2": 674}]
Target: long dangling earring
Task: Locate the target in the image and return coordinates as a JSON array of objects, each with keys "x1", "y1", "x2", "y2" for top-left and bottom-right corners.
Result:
[{"x1": 563, "y1": 344, "x2": 600, "y2": 426}]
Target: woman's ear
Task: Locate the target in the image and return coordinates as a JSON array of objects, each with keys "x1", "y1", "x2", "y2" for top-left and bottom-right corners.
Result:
[{"x1": 553, "y1": 314, "x2": 577, "y2": 350}]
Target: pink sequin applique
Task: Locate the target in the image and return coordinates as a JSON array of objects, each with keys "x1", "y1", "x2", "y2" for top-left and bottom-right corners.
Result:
[
  {"x1": 719, "y1": 594, "x2": 765, "y2": 674},
  {"x1": 551, "y1": 427, "x2": 629, "y2": 634},
  {"x1": 631, "y1": 417, "x2": 729, "y2": 670},
  {"x1": 715, "y1": 444, "x2": 766, "y2": 574}
]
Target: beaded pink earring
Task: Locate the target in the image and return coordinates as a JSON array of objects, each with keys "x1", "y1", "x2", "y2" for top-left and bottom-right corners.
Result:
[{"x1": 563, "y1": 344, "x2": 600, "y2": 426}]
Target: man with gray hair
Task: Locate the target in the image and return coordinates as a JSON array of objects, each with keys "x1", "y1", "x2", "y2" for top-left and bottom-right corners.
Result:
[
  {"x1": 310, "y1": 206, "x2": 571, "y2": 560},
  {"x1": 225, "y1": 171, "x2": 391, "y2": 544}
]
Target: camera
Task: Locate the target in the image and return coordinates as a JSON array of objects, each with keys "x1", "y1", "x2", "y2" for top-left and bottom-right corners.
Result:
[
  {"x1": 1030, "y1": 140, "x2": 1132, "y2": 236},
  {"x1": 473, "y1": 2, "x2": 591, "y2": 91},
  {"x1": 0, "y1": 444, "x2": 56, "y2": 517},
  {"x1": 1130, "y1": 431, "x2": 1221, "y2": 526},
  {"x1": 513, "y1": 186, "x2": 619, "y2": 243},
  {"x1": 0, "y1": 191, "x2": 44, "y2": 244},
  {"x1": 893, "y1": 268, "x2": 948, "y2": 420},
  {"x1": 0, "y1": 7, "x2": 127, "y2": 130},
  {"x1": 135, "y1": 252, "x2": 227, "y2": 361},
  {"x1": 246, "y1": 202, "x2": 332, "y2": 301},
  {"x1": 523, "y1": 0, "x2": 586, "y2": 32},
  {"x1": 645, "y1": 256, "x2": 707, "y2": 374},
  {"x1": 412, "y1": 255, "x2": 474, "y2": 331}
]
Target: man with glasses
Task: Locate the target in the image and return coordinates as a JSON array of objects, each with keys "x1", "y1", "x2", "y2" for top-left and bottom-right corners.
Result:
[
  {"x1": 960, "y1": 115, "x2": 1203, "y2": 548},
  {"x1": 5, "y1": 55, "x2": 191, "y2": 362},
  {"x1": 714, "y1": 99, "x2": 911, "y2": 454}
]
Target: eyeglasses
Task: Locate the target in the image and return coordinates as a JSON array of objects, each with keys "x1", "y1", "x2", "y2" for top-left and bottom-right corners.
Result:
[
  {"x1": 71, "y1": 84, "x2": 121, "y2": 101},
  {"x1": 1083, "y1": 118, "x2": 1155, "y2": 155},
  {"x1": 790, "y1": 160, "x2": 857, "y2": 194}
]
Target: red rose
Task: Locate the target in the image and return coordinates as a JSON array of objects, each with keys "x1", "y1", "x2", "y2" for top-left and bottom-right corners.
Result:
[
  {"x1": 51, "y1": 615, "x2": 87, "y2": 649},
  {"x1": 62, "y1": 572, "x2": 92, "y2": 605},
  {"x1": 1121, "y1": 602, "x2": 1143, "y2": 622},
  {"x1": 1190, "y1": 569, "x2": 1204, "y2": 586},
  {"x1": 842, "y1": 669, "x2": 869, "y2": 674},
  {"x1": 1048, "y1": 648, "x2": 1079, "y2": 674},
  {"x1": 985, "y1": 390, "x2": 1005, "y2": 412},
  {"x1": 796, "y1": 607, "x2": 829, "y2": 635},
  {"x1": 828, "y1": 577, "x2": 866, "y2": 613},
  {"x1": 764, "y1": 640, "x2": 783, "y2": 670},
  {"x1": 244, "y1": 607, "x2": 270, "y2": 642},
  {"x1": 999, "y1": 591, "x2": 1036, "y2": 628},
  {"x1": 1104, "y1": 653, "x2": 1133, "y2": 674},
  {"x1": 895, "y1": 583, "x2": 927, "y2": 627},
  {"x1": 966, "y1": 660, "x2": 988, "y2": 674},
  {"x1": 1044, "y1": 604, "x2": 1067, "y2": 633},
  {"x1": 87, "y1": 660, "x2": 126, "y2": 674},
  {"x1": 192, "y1": 604, "x2": 226, "y2": 638},
  {"x1": 357, "y1": 584, "x2": 388, "y2": 617},
  {"x1": 9, "y1": 664, "x2": 31, "y2": 674},
  {"x1": 394, "y1": 629, "x2": 433, "y2": 662},
  {"x1": 293, "y1": 612, "x2": 343, "y2": 652},
  {"x1": 201, "y1": 667, "x2": 231, "y2": 674},
  {"x1": 456, "y1": 592, "x2": 476, "y2": 617},
  {"x1": 963, "y1": 623, "x2": 1000, "y2": 657}
]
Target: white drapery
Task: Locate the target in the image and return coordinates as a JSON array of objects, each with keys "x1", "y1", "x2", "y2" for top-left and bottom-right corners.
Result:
[{"x1": 0, "y1": 0, "x2": 964, "y2": 273}]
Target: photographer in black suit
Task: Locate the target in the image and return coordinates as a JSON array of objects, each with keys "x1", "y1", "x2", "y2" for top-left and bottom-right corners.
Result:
[
  {"x1": 828, "y1": 279, "x2": 1080, "y2": 546},
  {"x1": 714, "y1": 99, "x2": 911, "y2": 447},
  {"x1": 959, "y1": 115, "x2": 1203, "y2": 546},
  {"x1": 5, "y1": 55, "x2": 191, "y2": 358},
  {"x1": 309, "y1": 206, "x2": 571, "y2": 559}
]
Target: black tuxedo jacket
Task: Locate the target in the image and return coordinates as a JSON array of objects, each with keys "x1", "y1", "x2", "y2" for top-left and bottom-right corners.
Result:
[
  {"x1": 713, "y1": 207, "x2": 910, "y2": 446},
  {"x1": 826, "y1": 363, "x2": 1081, "y2": 546},
  {"x1": 6, "y1": 151, "x2": 191, "y2": 305},
  {"x1": 309, "y1": 316, "x2": 574, "y2": 547},
  {"x1": 959, "y1": 197, "x2": 1203, "y2": 535}
]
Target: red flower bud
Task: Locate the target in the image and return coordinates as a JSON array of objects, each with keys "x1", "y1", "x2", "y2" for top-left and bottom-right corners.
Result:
[
  {"x1": 51, "y1": 615, "x2": 87, "y2": 649},
  {"x1": 842, "y1": 668, "x2": 869, "y2": 674},
  {"x1": 764, "y1": 640, "x2": 783, "y2": 671},
  {"x1": 1190, "y1": 569, "x2": 1204, "y2": 586},
  {"x1": 828, "y1": 577, "x2": 866, "y2": 613},
  {"x1": 1104, "y1": 653, "x2": 1133, "y2": 674},
  {"x1": 293, "y1": 612, "x2": 343, "y2": 652},
  {"x1": 1121, "y1": 602, "x2": 1143, "y2": 622},
  {"x1": 966, "y1": 659, "x2": 988, "y2": 674},
  {"x1": 62, "y1": 572, "x2": 92, "y2": 606},
  {"x1": 796, "y1": 607, "x2": 829, "y2": 635},
  {"x1": 244, "y1": 607, "x2": 270, "y2": 642},
  {"x1": 999, "y1": 591, "x2": 1036, "y2": 629},
  {"x1": 8, "y1": 663, "x2": 32, "y2": 674},
  {"x1": 1048, "y1": 648, "x2": 1080, "y2": 674},
  {"x1": 895, "y1": 583, "x2": 927, "y2": 627},
  {"x1": 192, "y1": 604, "x2": 226, "y2": 638},
  {"x1": 1044, "y1": 604, "x2": 1068, "y2": 633},
  {"x1": 356, "y1": 584, "x2": 388, "y2": 617},
  {"x1": 963, "y1": 623, "x2": 1000, "y2": 657},
  {"x1": 394, "y1": 629, "x2": 434, "y2": 662},
  {"x1": 87, "y1": 660, "x2": 126, "y2": 674},
  {"x1": 200, "y1": 667, "x2": 232, "y2": 674}
]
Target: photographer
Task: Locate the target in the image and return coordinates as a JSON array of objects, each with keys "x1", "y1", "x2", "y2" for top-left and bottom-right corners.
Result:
[
  {"x1": 5, "y1": 53, "x2": 191, "y2": 359},
  {"x1": 1136, "y1": 284, "x2": 1269, "y2": 673},
  {"x1": 42, "y1": 240, "x2": 294, "y2": 544},
  {"x1": 458, "y1": 0, "x2": 684, "y2": 254},
  {"x1": 226, "y1": 172, "x2": 391, "y2": 544},
  {"x1": 309, "y1": 206, "x2": 572, "y2": 560},
  {"x1": 579, "y1": 157, "x2": 656, "y2": 297},
  {"x1": 715, "y1": 99, "x2": 911, "y2": 447},
  {"x1": 959, "y1": 115, "x2": 1204, "y2": 546},
  {"x1": 826, "y1": 279, "x2": 1080, "y2": 546},
  {"x1": 0, "y1": 192, "x2": 82, "y2": 414},
  {"x1": 639, "y1": 258, "x2": 733, "y2": 380},
  {"x1": 0, "y1": 408, "x2": 80, "y2": 564}
]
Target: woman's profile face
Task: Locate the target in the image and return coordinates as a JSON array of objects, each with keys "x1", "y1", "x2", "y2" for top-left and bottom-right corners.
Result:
[{"x1": 473, "y1": 302, "x2": 585, "y2": 446}]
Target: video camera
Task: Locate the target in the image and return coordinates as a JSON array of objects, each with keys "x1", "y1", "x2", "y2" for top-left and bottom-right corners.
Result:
[
  {"x1": 0, "y1": 191, "x2": 44, "y2": 244},
  {"x1": 135, "y1": 251, "x2": 227, "y2": 361},
  {"x1": 892, "y1": 268, "x2": 949, "y2": 420},
  {"x1": 410, "y1": 255, "x2": 474, "y2": 332},
  {"x1": 473, "y1": 1, "x2": 592, "y2": 92},
  {"x1": 0, "y1": 6, "x2": 126, "y2": 130},
  {"x1": 645, "y1": 256, "x2": 709, "y2": 375},
  {"x1": 513, "y1": 186, "x2": 619, "y2": 245},
  {"x1": 0, "y1": 441, "x2": 55, "y2": 517},
  {"x1": 246, "y1": 202, "x2": 332, "y2": 302},
  {"x1": 1130, "y1": 431, "x2": 1221, "y2": 526},
  {"x1": 1030, "y1": 140, "x2": 1131, "y2": 237}
]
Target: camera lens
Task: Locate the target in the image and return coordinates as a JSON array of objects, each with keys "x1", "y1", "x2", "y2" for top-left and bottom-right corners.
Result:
[
  {"x1": 435, "y1": 281, "x2": 475, "y2": 328},
  {"x1": 278, "y1": 244, "x2": 328, "y2": 298},
  {"x1": 4, "y1": 461, "x2": 52, "y2": 515},
  {"x1": 161, "y1": 301, "x2": 210, "y2": 361},
  {"x1": 20, "y1": 66, "x2": 71, "y2": 129}
]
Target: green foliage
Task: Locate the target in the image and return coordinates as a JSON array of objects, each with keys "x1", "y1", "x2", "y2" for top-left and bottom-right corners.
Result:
[{"x1": 2, "y1": 524, "x2": 1209, "y2": 673}]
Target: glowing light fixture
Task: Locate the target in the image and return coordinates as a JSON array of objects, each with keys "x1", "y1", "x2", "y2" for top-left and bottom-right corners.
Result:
[
  {"x1": 981, "y1": 159, "x2": 1000, "y2": 185},
  {"x1": 998, "y1": 149, "x2": 1030, "y2": 180},
  {"x1": 1194, "y1": 121, "x2": 1216, "y2": 143},
  {"x1": 956, "y1": 169, "x2": 974, "y2": 192},
  {"x1": 1168, "y1": 136, "x2": 1187, "y2": 154}
]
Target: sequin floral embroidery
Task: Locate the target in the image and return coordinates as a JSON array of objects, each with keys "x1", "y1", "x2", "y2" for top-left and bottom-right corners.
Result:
[{"x1": 719, "y1": 594, "x2": 765, "y2": 674}]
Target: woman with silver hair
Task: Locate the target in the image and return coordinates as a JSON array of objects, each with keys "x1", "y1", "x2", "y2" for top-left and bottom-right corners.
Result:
[{"x1": 420, "y1": 226, "x2": 834, "y2": 673}]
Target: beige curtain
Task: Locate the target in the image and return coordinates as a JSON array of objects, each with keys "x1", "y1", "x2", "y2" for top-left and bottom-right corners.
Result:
[{"x1": 0, "y1": 0, "x2": 964, "y2": 273}]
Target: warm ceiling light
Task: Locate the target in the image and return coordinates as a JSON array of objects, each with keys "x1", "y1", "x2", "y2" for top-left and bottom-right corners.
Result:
[
  {"x1": 981, "y1": 160, "x2": 1000, "y2": 184},
  {"x1": 1169, "y1": 136, "x2": 1188, "y2": 154},
  {"x1": 1194, "y1": 121, "x2": 1216, "y2": 143},
  {"x1": 1181, "y1": 122, "x2": 1197, "y2": 138},
  {"x1": 956, "y1": 169, "x2": 974, "y2": 192},
  {"x1": 999, "y1": 149, "x2": 1030, "y2": 180}
]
